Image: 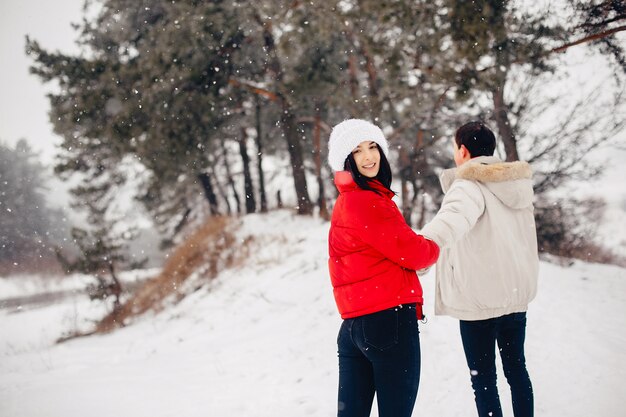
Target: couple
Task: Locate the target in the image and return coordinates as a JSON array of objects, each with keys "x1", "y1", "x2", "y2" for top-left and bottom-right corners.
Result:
[{"x1": 327, "y1": 119, "x2": 538, "y2": 417}]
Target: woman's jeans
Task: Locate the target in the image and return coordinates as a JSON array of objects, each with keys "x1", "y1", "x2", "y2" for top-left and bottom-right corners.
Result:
[
  {"x1": 337, "y1": 304, "x2": 420, "y2": 417},
  {"x1": 460, "y1": 312, "x2": 534, "y2": 417}
]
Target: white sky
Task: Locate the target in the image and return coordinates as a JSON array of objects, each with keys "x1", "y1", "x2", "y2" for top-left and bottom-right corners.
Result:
[{"x1": 0, "y1": 0, "x2": 84, "y2": 164}]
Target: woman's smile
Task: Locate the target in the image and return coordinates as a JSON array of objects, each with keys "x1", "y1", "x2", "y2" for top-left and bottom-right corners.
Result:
[{"x1": 352, "y1": 141, "x2": 381, "y2": 177}]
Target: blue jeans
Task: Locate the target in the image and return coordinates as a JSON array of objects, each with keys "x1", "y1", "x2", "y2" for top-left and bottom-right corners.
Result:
[
  {"x1": 460, "y1": 312, "x2": 534, "y2": 417},
  {"x1": 337, "y1": 304, "x2": 420, "y2": 417}
]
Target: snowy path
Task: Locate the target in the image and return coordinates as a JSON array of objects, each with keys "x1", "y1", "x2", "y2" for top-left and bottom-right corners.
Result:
[{"x1": 1, "y1": 211, "x2": 625, "y2": 417}]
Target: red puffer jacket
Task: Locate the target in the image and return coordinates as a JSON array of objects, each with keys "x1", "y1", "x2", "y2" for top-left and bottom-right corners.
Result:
[{"x1": 328, "y1": 171, "x2": 440, "y2": 319}]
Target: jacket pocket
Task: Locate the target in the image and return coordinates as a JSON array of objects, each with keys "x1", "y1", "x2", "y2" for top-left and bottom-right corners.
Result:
[
  {"x1": 443, "y1": 260, "x2": 480, "y2": 310},
  {"x1": 362, "y1": 309, "x2": 399, "y2": 351}
]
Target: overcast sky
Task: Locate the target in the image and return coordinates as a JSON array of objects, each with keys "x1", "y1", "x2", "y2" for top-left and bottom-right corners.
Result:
[{"x1": 0, "y1": 0, "x2": 84, "y2": 164}]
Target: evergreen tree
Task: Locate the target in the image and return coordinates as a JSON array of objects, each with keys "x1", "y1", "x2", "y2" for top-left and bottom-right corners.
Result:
[
  {"x1": 0, "y1": 140, "x2": 66, "y2": 272},
  {"x1": 27, "y1": 1, "x2": 252, "y2": 236},
  {"x1": 56, "y1": 224, "x2": 134, "y2": 317},
  {"x1": 56, "y1": 179, "x2": 146, "y2": 316},
  {"x1": 328, "y1": 0, "x2": 461, "y2": 224},
  {"x1": 23, "y1": 0, "x2": 624, "y2": 262}
]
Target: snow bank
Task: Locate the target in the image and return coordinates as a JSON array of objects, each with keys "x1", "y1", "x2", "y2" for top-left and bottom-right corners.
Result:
[
  {"x1": 1, "y1": 210, "x2": 625, "y2": 416},
  {"x1": 0, "y1": 269, "x2": 159, "y2": 300}
]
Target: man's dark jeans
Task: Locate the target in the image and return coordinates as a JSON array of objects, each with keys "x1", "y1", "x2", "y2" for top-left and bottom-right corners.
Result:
[
  {"x1": 460, "y1": 312, "x2": 534, "y2": 417},
  {"x1": 337, "y1": 303, "x2": 420, "y2": 417}
]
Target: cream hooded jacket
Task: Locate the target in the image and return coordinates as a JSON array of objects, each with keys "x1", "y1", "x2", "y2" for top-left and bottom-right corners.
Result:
[{"x1": 421, "y1": 156, "x2": 538, "y2": 321}]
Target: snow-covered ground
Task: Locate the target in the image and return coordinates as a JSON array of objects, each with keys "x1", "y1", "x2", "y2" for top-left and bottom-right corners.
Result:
[
  {"x1": 1, "y1": 210, "x2": 625, "y2": 417},
  {"x1": 0, "y1": 269, "x2": 159, "y2": 300}
]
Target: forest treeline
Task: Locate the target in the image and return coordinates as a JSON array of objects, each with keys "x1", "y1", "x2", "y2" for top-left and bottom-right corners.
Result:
[{"x1": 5, "y1": 0, "x2": 624, "y2": 275}]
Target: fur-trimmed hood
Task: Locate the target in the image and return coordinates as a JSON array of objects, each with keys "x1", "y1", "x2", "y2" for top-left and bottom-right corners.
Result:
[{"x1": 440, "y1": 156, "x2": 534, "y2": 209}]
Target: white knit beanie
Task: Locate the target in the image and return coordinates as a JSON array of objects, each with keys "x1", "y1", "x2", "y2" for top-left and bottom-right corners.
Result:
[{"x1": 327, "y1": 119, "x2": 389, "y2": 172}]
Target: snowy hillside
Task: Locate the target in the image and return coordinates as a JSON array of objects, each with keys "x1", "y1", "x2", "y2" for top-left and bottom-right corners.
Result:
[{"x1": 1, "y1": 210, "x2": 625, "y2": 417}]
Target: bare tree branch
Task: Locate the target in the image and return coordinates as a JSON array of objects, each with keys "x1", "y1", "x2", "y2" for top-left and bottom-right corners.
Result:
[
  {"x1": 549, "y1": 24, "x2": 626, "y2": 55},
  {"x1": 228, "y1": 78, "x2": 279, "y2": 102}
]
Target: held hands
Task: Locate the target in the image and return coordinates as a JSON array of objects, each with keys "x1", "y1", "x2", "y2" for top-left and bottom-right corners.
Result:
[
  {"x1": 416, "y1": 234, "x2": 439, "y2": 276},
  {"x1": 416, "y1": 266, "x2": 431, "y2": 276}
]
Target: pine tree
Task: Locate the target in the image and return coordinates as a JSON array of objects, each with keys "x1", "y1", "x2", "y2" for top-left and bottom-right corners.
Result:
[
  {"x1": 0, "y1": 140, "x2": 66, "y2": 272},
  {"x1": 27, "y1": 1, "x2": 252, "y2": 236},
  {"x1": 55, "y1": 183, "x2": 146, "y2": 316}
]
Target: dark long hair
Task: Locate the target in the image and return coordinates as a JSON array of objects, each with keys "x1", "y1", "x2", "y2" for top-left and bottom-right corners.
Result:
[{"x1": 343, "y1": 144, "x2": 395, "y2": 195}]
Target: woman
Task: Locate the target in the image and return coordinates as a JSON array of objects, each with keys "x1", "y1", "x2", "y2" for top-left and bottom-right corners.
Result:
[{"x1": 327, "y1": 119, "x2": 440, "y2": 417}]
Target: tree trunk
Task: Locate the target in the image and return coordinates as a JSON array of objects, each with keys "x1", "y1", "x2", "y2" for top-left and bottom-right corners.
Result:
[
  {"x1": 347, "y1": 52, "x2": 359, "y2": 117},
  {"x1": 280, "y1": 100, "x2": 313, "y2": 215},
  {"x1": 313, "y1": 104, "x2": 329, "y2": 220},
  {"x1": 239, "y1": 128, "x2": 256, "y2": 214},
  {"x1": 197, "y1": 172, "x2": 219, "y2": 215},
  {"x1": 492, "y1": 72, "x2": 520, "y2": 162},
  {"x1": 401, "y1": 176, "x2": 411, "y2": 226},
  {"x1": 210, "y1": 163, "x2": 232, "y2": 215},
  {"x1": 411, "y1": 129, "x2": 427, "y2": 229},
  {"x1": 416, "y1": 194, "x2": 427, "y2": 230},
  {"x1": 255, "y1": 97, "x2": 268, "y2": 213},
  {"x1": 256, "y1": 14, "x2": 312, "y2": 215},
  {"x1": 398, "y1": 147, "x2": 412, "y2": 225},
  {"x1": 360, "y1": 42, "x2": 382, "y2": 121},
  {"x1": 276, "y1": 190, "x2": 283, "y2": 209},
  {"x1": 173, "y1": 207, "x2": 191, "y2": 235},
  {"x1": 107, "y1": 262, "x2": 123, "y2": 319},
  {"x1": 220, "y1": 138, "x2": 240, "y2": 214}
]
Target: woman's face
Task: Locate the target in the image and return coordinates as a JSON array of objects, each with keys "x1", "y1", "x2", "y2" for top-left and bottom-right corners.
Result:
[{"x1": 351, "y1": 141, "x2": 380, "y2": 178}]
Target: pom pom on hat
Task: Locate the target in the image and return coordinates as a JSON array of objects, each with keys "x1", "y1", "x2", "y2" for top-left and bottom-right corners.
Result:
[{"x1": 327, "y1": 119, "x2": 389, "y2": 172}]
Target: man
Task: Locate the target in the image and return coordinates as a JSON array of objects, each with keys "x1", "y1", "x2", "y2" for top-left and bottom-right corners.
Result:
[{"x1": 421, "y1": 121, "x2": 538, "y2": 417}]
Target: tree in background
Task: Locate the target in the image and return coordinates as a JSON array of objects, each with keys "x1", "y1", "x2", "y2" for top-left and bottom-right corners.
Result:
[
  {"x1": 56, "y1": 226, "x2": 126, "y2": 315},
  {"x1": 276, "y1": 1, "x2": 461, "y2": 223},
  {"x1": 437, "y1": 0, "x2": 624, "y2": 159},
  {"x1": 568, "y1": 0, "x2": 625, "y2": 72},
  {"x1": 336, "y1": 0, "x2": 462, "y2": 225},
  {"x1": 0, "y1": 140, "x2": 68, "y2": 274},
  {"x1": 55, "y1": 176, "x2": 146, "y2": 317},
  {"x1": 27, "y1": 1, "x2": 253, "y2": 238},
  {"x1": 24, "y1": 0, "x2": 625, "y2": 263},
  {"x1": 431, "y1": 0, "x2": 625, "y2": 261}
]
